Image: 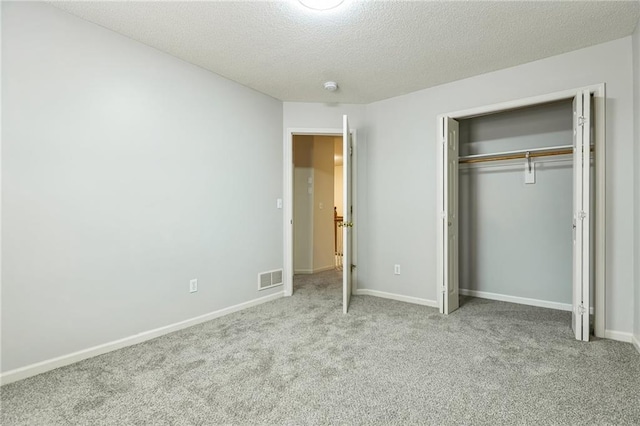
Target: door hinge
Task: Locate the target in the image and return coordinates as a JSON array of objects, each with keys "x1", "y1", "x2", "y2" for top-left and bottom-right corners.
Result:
[
  {"x1": 349, "y1": 146, "x2": 353, "y2": 156},
  {"x1": 440, "y1": 211, "x2": 446, "y2": 219},
  {"x1": 441, "y1": 285, "x2": 446, "y2": 294},
  {"x1": 578, "y1": 211, "x2": 587, "y2": 220},
  {"x1": 351, "y1": 264, "x2": 356, "y2": 271},
  {"x1": 578, "y1": 116, "x2": 586, "y2": 126},
  {"x1": 577, "y1": 303, "x2": 587, "y2": 315}
]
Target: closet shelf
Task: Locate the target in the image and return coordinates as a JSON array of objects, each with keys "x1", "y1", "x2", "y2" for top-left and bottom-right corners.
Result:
[{"x1": 458, "y1": 144, "x2": 593, "y2": 164}]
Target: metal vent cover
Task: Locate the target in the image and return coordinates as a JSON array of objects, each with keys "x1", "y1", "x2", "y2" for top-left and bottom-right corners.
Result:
[
  {"x1": 271, "y1": 270, "x2": 283, "y2": 285},
  {"x1": 258, "y1": 269, "x2": 283, "y2": 291}
]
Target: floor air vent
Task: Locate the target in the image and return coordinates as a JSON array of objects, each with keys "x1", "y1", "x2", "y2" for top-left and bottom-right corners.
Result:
[{"x1": 258, "y1": 269, "x2": 283, "y2": 290}]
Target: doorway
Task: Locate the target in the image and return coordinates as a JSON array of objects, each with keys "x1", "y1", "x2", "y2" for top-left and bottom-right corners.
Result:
[
  {"x1": 284, "y1": 117, "x2": 357, "y2": 314},
  {"x1": 291, "y1": 134, "x2": 343, "y2": 275},
  {"x1": 436, "y1": 85, "x2": 606, "y2": 341}
]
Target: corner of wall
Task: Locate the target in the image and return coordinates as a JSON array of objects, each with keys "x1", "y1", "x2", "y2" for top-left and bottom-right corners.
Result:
[{"x1": 633, "y1": 20, "x2": 640, "y2": 353}]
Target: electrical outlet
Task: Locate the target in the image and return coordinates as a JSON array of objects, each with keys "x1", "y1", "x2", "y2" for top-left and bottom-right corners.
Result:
[
  {"x1": 394, "y1": 264, "x2": 401, "y2": 275},
  {"x1": 189, "y1": 279, "x2": 198, "y2": 293}
]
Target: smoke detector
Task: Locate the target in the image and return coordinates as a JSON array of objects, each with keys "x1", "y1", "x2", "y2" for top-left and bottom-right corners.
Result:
[{"x1": 323, "y1": 81, "x2": 339, "y2": 92}]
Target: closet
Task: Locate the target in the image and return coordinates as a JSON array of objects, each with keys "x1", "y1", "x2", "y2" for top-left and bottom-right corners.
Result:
[{"x1": 437, "y1": 87, "x2": 603, "y2": 342}]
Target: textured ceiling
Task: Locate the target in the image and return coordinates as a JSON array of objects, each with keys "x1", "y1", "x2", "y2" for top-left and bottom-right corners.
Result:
[{"x1": 50, "y1": 1, "x2": 640, "y2": 104}]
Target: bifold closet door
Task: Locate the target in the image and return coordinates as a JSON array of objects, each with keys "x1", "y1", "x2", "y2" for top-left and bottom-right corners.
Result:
[
  {"x1": 572, "y1": 90, "x2": 591, "y2": 342},
  {"x1": 439, "y1": 117, "x2": 459, "y2": 315}
]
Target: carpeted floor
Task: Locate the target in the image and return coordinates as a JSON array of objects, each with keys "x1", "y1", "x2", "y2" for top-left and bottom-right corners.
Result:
[{"x1": 1, "y1": 270, "x2": 639, "y2": 425}]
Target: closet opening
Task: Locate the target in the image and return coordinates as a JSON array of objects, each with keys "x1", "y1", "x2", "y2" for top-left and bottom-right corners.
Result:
[{"x1": 437, "y1": 85, "x2": 605, "y2": 342}]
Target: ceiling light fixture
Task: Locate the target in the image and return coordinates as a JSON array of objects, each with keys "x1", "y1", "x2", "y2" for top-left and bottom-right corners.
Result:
[
  {"x1": 298, "y1": 0, "x2": 344, "y2": 11},
  {"x1": 323, "y1": 81, "x2": 339, "y2": 92}
]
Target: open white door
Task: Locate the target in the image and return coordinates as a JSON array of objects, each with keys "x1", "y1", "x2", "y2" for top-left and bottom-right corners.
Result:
[
  {"x1": 343, "y1": 115, "x2": 353, "y2": 314},
  {"x1": 439, "y1": 117, "x2": 460, "y2": 315},
  {"x1": 572, "y1": 90, "x2": 591, "y2": 341}
]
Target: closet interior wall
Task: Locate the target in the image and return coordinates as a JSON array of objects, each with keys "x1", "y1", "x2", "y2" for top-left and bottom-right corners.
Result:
[{"x1": 458, "y1": 99, "x2": 579, "y2": 308}]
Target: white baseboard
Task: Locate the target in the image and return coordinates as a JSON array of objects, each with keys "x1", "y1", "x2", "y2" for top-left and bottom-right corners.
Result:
[
  {"x1": 354, "y1": 289, "x2": 438, "y2": 308},
  {"x1": 314, "y1": 265, "x2": 336, "y2": 273},
  {"x1": 459, "y1": 288, "x2": 594, "y2": 314},
  {"x1": 0, "y1": 291, "x2": 284, "y2": 386},
  {"x1": 633, "y1": 335, "x2": 640, "y2": 354},
  {"x1": 603, "y1": 330, "x2": 633, "y2": 343}
]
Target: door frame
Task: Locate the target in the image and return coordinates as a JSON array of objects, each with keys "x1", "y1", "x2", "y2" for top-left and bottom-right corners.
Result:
[
  {"x1": 436, "y1": 83, "x2": 606, "y2": 338},
  {"x1": 283, "y1": 127, "x2": 358, "y2": 297}
]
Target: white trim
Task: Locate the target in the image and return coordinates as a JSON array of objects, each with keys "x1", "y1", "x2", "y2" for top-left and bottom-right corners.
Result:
[
  {"x1": 436, "y1": 83, "x2": 606, "y2": 340},
  {"x1": 284, "y1": 127, "x2": 358, "y2": 298},
  {"x1": 593, "y1": 84, "x2": 606, "y2": 339},
  {"x1": 0, "y1": 291, "x2": 284, "y2": 386},
  {"x1": 350, "y1": 126, "x2": 359, "y2": 295},
  {"x1": 441, "y1": 84, "x2": 605, "y2": 120},
  {"x1": 436, "y1": 117, "x2": 445, "y2": 313},
  {"x1": 354, "y1": 289, "x2": 438, "y2": 308},
  {"x1": 603, "y1": 330, "x2": 633, "y2": 343},
  {"x1": 632, "y1": 335, "x2": 640, "y2": 354},
  {"x1": 459, "y1": 289, "x2": 594, "y2": 314}
]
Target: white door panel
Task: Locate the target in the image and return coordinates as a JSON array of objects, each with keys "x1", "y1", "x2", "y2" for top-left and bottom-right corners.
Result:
[
  {"x1": 572, "y1": 90, "x2": 591, "y2": 342},
  {"x1": 343, "y1": 115, "x2": 352, "y2": 314},
  {"x1": 441, "y1": 117, "x2": 459, "y2": 315}
]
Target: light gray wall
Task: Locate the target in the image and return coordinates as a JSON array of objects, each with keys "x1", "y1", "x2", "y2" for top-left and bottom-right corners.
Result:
[
  {"x1": 1, "y1": 2, "x2": 283, "y2": 372},
  {"x1": 458, "y1": 100, "x2": 574, "y2": 156},
  {"x1": 459, "y1": 100, "x2": 573, "y2": 304},
  {"x1": 283, "y1": 103, "x2": 367, "y2": 130},
  {"x1": 633, "y1": 22, "x2": 640, "y2": 347},
  {"x1": 364, "y1": 37, "x2": 635, "y2": 334}
]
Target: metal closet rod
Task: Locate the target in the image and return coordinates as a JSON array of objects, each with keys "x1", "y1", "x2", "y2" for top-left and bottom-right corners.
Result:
[{"x1": 458, "y1": 144, "x2": 589, "y2": 164}]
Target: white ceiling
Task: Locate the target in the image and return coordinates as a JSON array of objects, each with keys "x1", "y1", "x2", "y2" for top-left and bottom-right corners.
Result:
[{"x1": 50, "y1": 1, "x2": 640, "y2": 104}]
